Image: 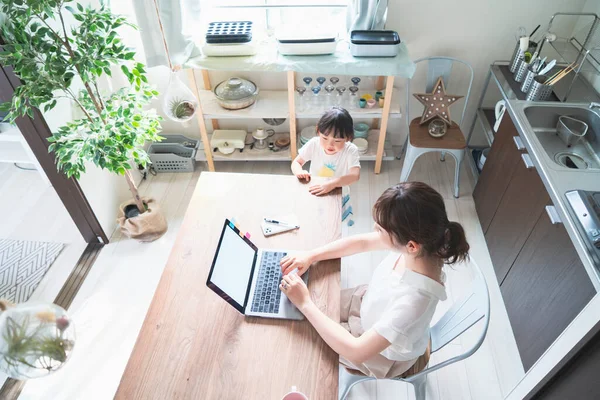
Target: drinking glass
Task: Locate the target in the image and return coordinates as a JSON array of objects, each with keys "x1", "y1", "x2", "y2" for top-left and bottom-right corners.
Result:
[
  {"x1": 336, "y1": 86, "x2": 346, "y2": 106},
  {"x1": 295, "y1": 86, "x2": 307, "y2": 112}
]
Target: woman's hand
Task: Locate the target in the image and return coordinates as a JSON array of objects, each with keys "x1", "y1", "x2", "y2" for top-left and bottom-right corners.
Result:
[
  {"x1": 280, "y1": 252, "x2": 313, "y2": 276},
  {"x1": 309, "y1": 182, "x2": 335, "y2": 196},
  {"x1": 280, "y1": 273, "x2": 311, "y2": 310}
]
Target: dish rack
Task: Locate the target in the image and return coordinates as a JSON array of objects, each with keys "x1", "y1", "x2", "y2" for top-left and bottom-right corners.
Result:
[{"x1": 542, "y1": 12, "x2": 600, "y2": 102}]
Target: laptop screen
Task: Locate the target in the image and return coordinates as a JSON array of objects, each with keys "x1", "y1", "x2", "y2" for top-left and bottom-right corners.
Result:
[{"x1": 207, "y1": 220, "x2": 258, "y2": 313}]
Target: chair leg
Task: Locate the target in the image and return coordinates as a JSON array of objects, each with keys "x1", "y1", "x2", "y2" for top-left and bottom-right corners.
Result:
[
  {"x1": 440, "y1": 151, "x2": 446, "y2": 162},
  {"x1": 338, "y1": 367, "x2": 374, "y2": 400},
  {"x1": 410, "y1": 375, "x2": 427, "y2": 400},
  {"x1": 400, "y1": 144, "x2": 426, "y2": 183},
  {"x1": 449, "y1": 149, "x2": 465, "y2": 198}
]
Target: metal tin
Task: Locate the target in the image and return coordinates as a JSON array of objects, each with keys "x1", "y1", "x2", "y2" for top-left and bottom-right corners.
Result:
[
  {"x1": 520, "y1": 65, "x2": 538, "y2": 93},
  {"x1": 514, "y1": 59, "x2": 529, "y2": 83},
  {"x1": 526, "y1": 75, "x2": 553, "y2": 101},
  {"x1": 509, "y1": 42, "x2": 525, "y2": 73}
]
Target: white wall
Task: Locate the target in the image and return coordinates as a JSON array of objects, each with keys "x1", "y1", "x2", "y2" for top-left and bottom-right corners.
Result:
[{"x1": 386, "y1": 0, "x2": 588, "y2": 142}]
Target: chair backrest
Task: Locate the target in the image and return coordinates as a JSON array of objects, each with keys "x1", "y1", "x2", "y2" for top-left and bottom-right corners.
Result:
[
  {"x1": 406, "y1": 57, "x2": 474, "y2": 130},
  {"x1": 402, "y1": 261, "x2": 490, "y2": 383}
]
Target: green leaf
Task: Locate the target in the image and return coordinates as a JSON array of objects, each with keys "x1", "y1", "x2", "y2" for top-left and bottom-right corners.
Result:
[
  {"x1": 65, "y1": 5, "x2": 76, "y2": 14},
  {"x1": 77, "y1": 3, "x2": 84, "y2": 12}
]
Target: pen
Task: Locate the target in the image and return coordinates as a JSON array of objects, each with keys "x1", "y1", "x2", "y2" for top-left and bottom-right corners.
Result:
[{"x1": 264, "y1": 218, "x2": 300, "y2": 229}]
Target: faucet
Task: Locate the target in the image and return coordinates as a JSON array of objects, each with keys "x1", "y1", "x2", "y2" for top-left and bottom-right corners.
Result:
[{"x1": 590, "y1": 102, "x2": 600, "y2": 109}]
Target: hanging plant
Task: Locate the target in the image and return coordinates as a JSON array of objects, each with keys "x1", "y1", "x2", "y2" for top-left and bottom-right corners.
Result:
[
  {"x1": 162, "y1": 70, "x2": 198, "y2": 123},
  {"x1": 0, "y1": 0, "x2": 163, "y2": 220}
]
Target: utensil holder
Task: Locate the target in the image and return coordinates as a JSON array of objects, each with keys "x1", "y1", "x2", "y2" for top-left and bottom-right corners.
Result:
[
  {"x1": 526, "y1": 75, "x2": 553, "y2": 101},
  {"x1": 509, "y1": 42, "x2": 525, "y2": 73},
  {"x1": 557, "y1": 115, "x2": 588, "y2": 147},
  {"x1": 514, "y1": 59, "x2": 529, "y2": 83},
  {"x1": 520, "y1": 65, "x2": 538, "y2": 93}
]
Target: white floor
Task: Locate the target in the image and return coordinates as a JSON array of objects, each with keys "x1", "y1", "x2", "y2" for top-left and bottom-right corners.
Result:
[
  {"x1": 0, "y1": 162, "x2": 87, "y2": 303},
  {"x1": 17, "y1": 155, "x2": 524, "y2": 400}
]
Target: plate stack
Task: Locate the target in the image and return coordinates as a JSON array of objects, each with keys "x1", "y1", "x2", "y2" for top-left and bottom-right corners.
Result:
[
  {"x1": 353, "y1": 138, "x2": 368, "y2": 156},
  {"x1": 299, "y1": 126, "x2": 316, "y2": 147}
]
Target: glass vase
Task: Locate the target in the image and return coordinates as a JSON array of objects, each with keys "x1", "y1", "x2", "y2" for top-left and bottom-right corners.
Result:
[
  {"x1": 0, "y1": 302, "x2": 75, "y2": 379},
  {"x1": 162, "y1": 71, "x2": 199, "y2": 123}
]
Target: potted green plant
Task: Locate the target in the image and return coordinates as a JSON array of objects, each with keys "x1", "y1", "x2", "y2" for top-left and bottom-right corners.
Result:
[{"x1": 0, "y1": 0, "x2": 167, "y2": 241}]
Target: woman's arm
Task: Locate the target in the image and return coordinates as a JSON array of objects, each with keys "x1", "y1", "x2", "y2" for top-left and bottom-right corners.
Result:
[
  {"x1": 281, "y1": 232, "x2": 389, "y2": 275},
  {"x1": 282, "y1": 274, "x2": 390, "y2": 365}
]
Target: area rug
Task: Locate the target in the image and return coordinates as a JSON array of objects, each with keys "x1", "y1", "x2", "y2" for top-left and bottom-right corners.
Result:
[{"x1": 0, "y1": 239, "x2": 64, "y2": 303}]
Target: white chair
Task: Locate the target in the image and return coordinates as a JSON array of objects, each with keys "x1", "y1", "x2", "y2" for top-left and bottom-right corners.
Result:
[
  {"x1": 399, "y1": 57, "x2": 474, "y2": 198},
  {"x1": 339, "y1": 261, "x2": 490, "y2": 400}
]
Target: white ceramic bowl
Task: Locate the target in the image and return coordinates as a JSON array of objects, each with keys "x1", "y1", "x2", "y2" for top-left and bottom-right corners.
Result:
[{"x1": 353, "y1": 138, "x2": 368, "y2": 154}]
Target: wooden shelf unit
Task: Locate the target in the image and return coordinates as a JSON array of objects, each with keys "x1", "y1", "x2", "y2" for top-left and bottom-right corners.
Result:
[{"x1": 187, "y1": 69, "x2": 398, "y2": 174}]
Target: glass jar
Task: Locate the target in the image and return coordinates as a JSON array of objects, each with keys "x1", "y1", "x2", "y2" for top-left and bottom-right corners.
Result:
[{"x1": 428, "y1": 119, "x2": 448, "y2": 138}]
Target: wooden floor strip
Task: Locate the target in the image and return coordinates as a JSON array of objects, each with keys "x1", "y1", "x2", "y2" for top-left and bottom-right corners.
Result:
[{"x1": 0, "y1": 242, "x2": 104, "y2": 400}]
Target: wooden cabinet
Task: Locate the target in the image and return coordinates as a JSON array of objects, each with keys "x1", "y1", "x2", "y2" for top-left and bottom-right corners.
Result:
[
  {"x1": 474, "y1": 113, "x2": 596, "y2": 372},
  {"x1": 473, "y1": 115, "x2": 523, "y2": 233},
  {"x1": 501, "y1": 211, "x2": 595, "y2": 371}
]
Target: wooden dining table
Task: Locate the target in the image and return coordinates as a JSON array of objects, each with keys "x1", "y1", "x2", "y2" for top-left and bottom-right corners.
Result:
[{"x1": 116, "y1": 172, "x2": 341, "y2": 400}]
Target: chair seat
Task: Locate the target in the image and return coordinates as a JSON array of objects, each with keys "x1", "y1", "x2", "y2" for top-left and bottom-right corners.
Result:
[{"x1": 409, "y1": 118, "x2": 467, "y2": 150}]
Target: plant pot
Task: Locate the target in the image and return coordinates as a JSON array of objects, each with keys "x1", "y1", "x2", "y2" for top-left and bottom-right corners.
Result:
[{"x1": 117, "y1": 197, "x2": 168, "y2": 242}]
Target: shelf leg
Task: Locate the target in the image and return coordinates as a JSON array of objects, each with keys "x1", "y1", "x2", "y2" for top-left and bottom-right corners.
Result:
[
  {"x1": 287, "y1": 70, "x2": 297, "y2": 160},
  {"x1": 201, "y1": 69, "x2": 219, "y2": 131},
  {"x1": 187, "y1": 69, "x2": 215, "y2": 172},
  {"x1": 375, "y1": 76, "x2": 394, "y2": 174}
]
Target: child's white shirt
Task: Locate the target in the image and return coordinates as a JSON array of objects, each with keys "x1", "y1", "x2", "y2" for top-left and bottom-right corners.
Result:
[{"x1": 298, "y1": 137, "x2": 361, "y2": 178}]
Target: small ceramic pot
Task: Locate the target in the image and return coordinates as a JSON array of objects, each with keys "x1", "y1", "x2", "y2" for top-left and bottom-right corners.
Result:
[
  {"x1": 378, "y1": 96, "x2": 385, "y2": 107},
  {"x1": 366, "y1": 99, "x2": 376, "y2": 108},
  {"x1": 375, "y1": 91, "x2": 383, "y2": 101},
  {"x1": 359, "y1": 98, "x2": 367, "y2": 108}
]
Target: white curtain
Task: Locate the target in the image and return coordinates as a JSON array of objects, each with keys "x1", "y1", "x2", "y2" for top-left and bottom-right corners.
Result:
[{"x1": 132, "y1": 0, "x2": 201, "y2": 68}]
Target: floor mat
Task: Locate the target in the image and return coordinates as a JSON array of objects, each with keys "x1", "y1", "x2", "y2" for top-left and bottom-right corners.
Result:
[{"x1": 0, "y1": 239, "x2": 64, "y2": 303}]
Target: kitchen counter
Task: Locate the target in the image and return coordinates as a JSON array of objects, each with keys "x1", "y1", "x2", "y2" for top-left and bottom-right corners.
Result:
[{"x1": 488, "y1": 63, "x2": 600, "y2": 291}]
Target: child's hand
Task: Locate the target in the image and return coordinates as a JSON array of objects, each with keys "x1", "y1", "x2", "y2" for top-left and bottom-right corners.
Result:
[
  {"x1": 295, "y1": 171, "x2": 311, "y2": 182},
  {"x1": 309, "y1": 182, "x2": 335, "y2": 196},
  {"x1": 280, "y1": 252, "x2": 312, "y2": 276},
  {"x1": 280, "y1": 273, "x2": 311, "y2": 310}
]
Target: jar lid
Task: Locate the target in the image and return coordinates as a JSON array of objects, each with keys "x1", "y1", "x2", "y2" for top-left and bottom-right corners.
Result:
[{"x1": 215, "y1": 78, "x2": 257, "y2": 101}]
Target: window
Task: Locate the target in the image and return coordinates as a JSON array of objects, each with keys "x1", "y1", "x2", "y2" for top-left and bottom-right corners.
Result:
[{"x1": 196, "y1": 0, "x2": 348, "y2": 40}]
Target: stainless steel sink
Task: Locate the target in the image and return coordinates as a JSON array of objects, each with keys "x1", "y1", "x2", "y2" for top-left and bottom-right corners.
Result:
[{"x1": 523, "y1": 106, "x2": 600, "y2": 170}]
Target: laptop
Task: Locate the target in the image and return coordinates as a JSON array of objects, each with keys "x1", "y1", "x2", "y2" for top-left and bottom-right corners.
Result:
[{"x1": 206, "y1": 219, "x2": 308, "y2": 320}]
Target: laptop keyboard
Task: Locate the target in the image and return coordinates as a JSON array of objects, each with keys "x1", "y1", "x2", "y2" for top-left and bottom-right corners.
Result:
[{"x1": 251, "y1": 251, "x2": 287, "y2": 314}]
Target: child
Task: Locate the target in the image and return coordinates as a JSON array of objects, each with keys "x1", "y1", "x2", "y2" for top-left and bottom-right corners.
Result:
[
  {"x1": 279, "y1": 182, "x2": 470, "y2": 379},
  {"x1": 292, "y1": 107, "x2": 360, "y2": 197}
]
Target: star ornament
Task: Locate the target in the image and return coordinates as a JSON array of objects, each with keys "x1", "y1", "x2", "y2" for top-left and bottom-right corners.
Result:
[{"x1": 413, "y1": 77, "x2": 463, "y2": 126}]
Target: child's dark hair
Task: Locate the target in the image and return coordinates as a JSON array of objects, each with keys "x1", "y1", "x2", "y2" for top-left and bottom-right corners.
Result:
[
  {"x1": 317, "y1": 107, "x2": 354, "y2": 140},
  {"x1": 373, "y1": 182, "x2": 469, "y2": 265}
]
